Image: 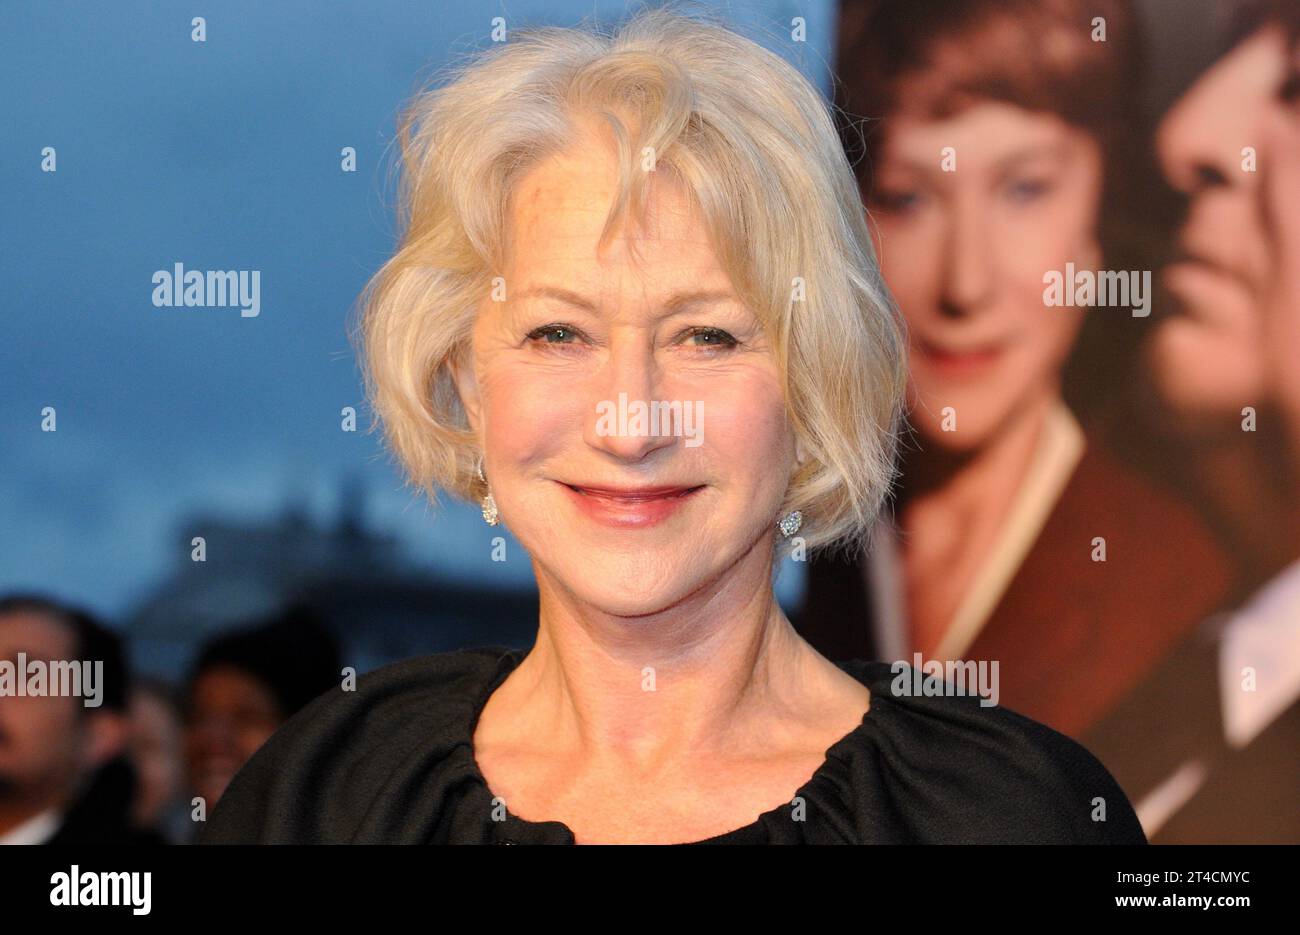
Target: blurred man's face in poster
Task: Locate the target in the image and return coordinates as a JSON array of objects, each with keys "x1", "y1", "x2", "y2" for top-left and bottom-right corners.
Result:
[
  {"x1": 867, "y1": 101, "x2": 1103, "y2": 450},
  {"x1": 1151, "y1": 24, "x2": 1295, "y2": 433}
]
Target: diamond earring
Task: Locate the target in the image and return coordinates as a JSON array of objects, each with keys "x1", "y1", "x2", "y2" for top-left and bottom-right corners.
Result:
[
  {"x1": 477, "y1": 457, "x2": 499, "y2": 526},
  {"x1": 778, "y1": 510, "x2": 802, "y2": 538}
]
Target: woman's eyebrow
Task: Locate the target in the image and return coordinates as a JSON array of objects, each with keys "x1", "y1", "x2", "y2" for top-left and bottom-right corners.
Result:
[
  {"x1": 516, "y1": 285, "x2": 740, "y2": 315},
  {"x1": 991, "y1": 143, "x2": 1071, "y2": 172},
  {"x1": 516, "y1": 285, "x2": 599, "y2": 311},
  {"x1": 885, "y1": 142, "x2": 1069, "y2": 179}
]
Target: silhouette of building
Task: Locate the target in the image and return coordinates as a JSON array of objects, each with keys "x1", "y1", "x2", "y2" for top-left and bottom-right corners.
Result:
[{"x1": 126, "y1": 475, "x2": 537, "y2": 681}]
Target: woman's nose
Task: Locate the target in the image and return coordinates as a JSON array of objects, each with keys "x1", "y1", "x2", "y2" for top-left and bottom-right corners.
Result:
[
  {"x1": 582, "y1": 334, "x2": 681, "y2": 462},
  {"x1": 939, "y1": 201, "x2": 994, "y2": 316}
]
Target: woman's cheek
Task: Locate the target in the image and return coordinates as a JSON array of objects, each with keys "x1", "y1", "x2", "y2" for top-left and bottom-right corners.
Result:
[
  {"x1": 875, "y1": 218, "x2": 940, "y2": 313},
  {"x1": 482, "y1": 364, "x2": 578, "y2": 449},
  {"x1": 705, "y1": 372, "x2": 791, "y2": 470},
  {"x1": 999, "y1": 215, "x2": 1063, "y2": 290}
]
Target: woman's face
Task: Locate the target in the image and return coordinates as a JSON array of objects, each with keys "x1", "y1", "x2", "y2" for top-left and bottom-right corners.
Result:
[
  {"x1": 867, "y1": 101, "x2": 1104, "y2": 450},
  {"x1": 454, "y1": 134, "x2": 799, "y2": 617}
]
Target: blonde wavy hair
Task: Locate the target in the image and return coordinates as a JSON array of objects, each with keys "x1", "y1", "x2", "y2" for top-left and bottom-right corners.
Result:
[{"x1": 352, "y1": 5, "x2": 907, "y2": 561}]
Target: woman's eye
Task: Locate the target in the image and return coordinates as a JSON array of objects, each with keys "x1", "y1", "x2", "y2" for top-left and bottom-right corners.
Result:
[
  {"x1": 526, "y1": 324, "x2": 583, "y2": 345},
  {"x1": 871, "y1": 188, "x2": 922, "y2": 214},
  {"x1": 680, "y1": 327, "x2": 738, "y2": 350},
  {"x1": 1004, "y1": 177, "x2": 1053, "y2": 203},
  {"x1": 525, "y1": 323, "x2": 738, "y2": 351}
]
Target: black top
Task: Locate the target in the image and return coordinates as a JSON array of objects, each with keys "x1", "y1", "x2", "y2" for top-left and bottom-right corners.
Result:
[
  {"x1": 45, "y1": 757, "x2": 170, "y2": 846},
  {"x1": 199, "y1": 646, "x2": 1147, "y2": 844}
]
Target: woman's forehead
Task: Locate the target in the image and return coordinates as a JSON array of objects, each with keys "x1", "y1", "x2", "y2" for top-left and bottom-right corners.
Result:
[
  {"x1": 506, "y1": 173, "x2": 724, "y2": 285},
  {"x1": 511, "y1": 153, "x2": 698, "y2": 239},
  {"x1": 880, "y1": 103, "x2": 1084, "y2": 168}
]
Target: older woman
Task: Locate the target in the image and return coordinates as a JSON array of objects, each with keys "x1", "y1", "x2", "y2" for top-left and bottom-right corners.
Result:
[{"x1": 200, "y1": 9, "x2": 1143, "y2": 844}]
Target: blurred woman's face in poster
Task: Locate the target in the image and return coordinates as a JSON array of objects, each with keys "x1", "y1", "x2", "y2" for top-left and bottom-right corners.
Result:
[
  {"x1": 866, "y1": 101, "x2": 1104, "y2": 450},
  {"x1": 1150, "y1": 25, "x2": 1293, "y2": 433}
]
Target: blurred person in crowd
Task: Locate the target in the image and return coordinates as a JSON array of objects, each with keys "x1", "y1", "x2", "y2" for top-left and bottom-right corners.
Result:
[
  {"x1": 1083, "y1": 0, "x2": 1300, "y2": 843},
  {"x1": 0, "y1": 594, "x2": 165, "y2": 845},
  {"x1": 184, "y1": 602, "x2": 341, "y2": 832},
  {"x1": 128, "y1": 677, "x2": 191, "y2": 844},
  {"x1": 795, "y1": 0, "x2": 1232, "y2": 738}
]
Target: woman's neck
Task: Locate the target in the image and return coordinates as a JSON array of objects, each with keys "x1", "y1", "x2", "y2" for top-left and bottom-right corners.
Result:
[
  {"x1": 897, "y1": 393, "x2": 1056, "y2": 655},
  {"x1": 490, "y1": 536, "x2": 862, "y2": 772}
]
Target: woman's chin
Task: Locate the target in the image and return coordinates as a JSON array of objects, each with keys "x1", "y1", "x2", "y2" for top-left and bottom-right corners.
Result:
[
  {"x1": 576, "y1": 591, "x2": 691, "y2": 619},
  {"x1": 913, "y1": 418, "x2": 996, "y2": 454},
  {"x1": 551, "y1": 556, "x2": 710, "y2": 618}
]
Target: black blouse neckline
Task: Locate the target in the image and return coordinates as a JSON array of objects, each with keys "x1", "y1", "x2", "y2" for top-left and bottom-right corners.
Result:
[
  {"x1": 462, "y1": 647, "x2": 883, "y2": 845},
  {"x1": 199, "y1": 643, "x2": 1148, "y2": 844}
]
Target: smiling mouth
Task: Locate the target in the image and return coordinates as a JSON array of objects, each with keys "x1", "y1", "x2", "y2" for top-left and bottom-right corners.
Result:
[
  {"x1": 562, "y1": 483, "x2": 705, "y2": 500},
  {"x1": 556, "y1": 481, "x2": 705, "y2": 529},
  {"x1": 919, "y1": 337, "x2": 1003, "y2": 356},
  {"x1": 916, "y1": 340, "x2": 1006, "y2": 373}
]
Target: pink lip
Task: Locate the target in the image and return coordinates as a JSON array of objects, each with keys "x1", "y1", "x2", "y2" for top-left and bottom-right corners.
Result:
[
  {"x1": 916, "y1": 340, "x2": 1004, "y2": 378},
  {"x1": 557, "y1": 481, "x2": 704, "y2": 528}
]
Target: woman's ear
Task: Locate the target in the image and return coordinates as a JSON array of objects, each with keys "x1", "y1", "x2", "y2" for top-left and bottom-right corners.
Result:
[{"x1": 450, "y1": 347, "x2": 482, "y2": 434}]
